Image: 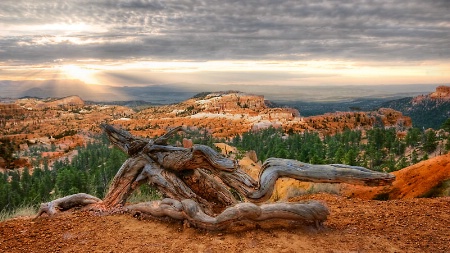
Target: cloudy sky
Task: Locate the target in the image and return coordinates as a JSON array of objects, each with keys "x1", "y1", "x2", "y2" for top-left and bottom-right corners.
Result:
[{"x1": 0, "y1": 0, "x2": 449, "y2": 87}]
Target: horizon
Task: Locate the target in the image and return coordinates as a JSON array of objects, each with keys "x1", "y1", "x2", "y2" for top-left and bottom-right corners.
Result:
[
  {"x1": 0, "y1": 81, "x2": 440, "y2": 103},
  {"x1": 0, "y1": 1, "x2": 449, "y2": 88}
]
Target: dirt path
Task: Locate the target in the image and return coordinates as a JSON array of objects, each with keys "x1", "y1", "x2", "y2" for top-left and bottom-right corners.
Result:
[{"x1": 1, "y1": 194, "x2": 449, "y2": 253}]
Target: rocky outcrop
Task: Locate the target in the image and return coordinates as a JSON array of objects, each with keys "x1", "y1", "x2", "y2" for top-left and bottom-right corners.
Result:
[
  {"x1": 375, "y1": 108, "x2": 412, "y2": 128},
  {"x1": 130, "y1": 91, "x2": 302, "y2": 138},
  {"x1": 285, "y1": 109, "x2": 411, "y2": 136},
  {"x1": 430, "y1": 85, "x2": 450, "y2": 100},
  {"x1": 128, "y1": 91, "x2": 411, "y2": 138},
  {"x1": 194, "y1": 92, "x2": 267, "y2": 113},
  {"x1": 43, "y1": 95, "x2": 85, "y2": 109},
  {"x1": 412, "y1": 85, "x2": 450, "y2": 103},
  {"x1": 340, "y1": 153, "x2": 450, "y2": 199},
  {"x1": 0, "y1": 103, "x2": 26, "y2": 115}
]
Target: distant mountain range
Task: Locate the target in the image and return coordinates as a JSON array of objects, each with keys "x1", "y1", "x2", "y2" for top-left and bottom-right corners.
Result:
[
  {"x1": 0, "y1": 79, "x2": 438, "y2": 103},
  {"x1": 0, "y1": 80, "x2": 198, "y2": 103}
]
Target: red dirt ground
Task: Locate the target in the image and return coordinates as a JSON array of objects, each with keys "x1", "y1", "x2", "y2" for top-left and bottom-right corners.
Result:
[{"x1": 1, "y1": 193, "x2": 449, "y2": 253}]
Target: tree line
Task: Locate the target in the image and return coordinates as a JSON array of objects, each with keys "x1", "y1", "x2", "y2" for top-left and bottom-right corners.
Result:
[{"x1": 230, "y1": 126, "x2": 446, "y2": 172}]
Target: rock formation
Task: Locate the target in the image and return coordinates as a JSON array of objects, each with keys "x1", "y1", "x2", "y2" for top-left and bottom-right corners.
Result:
[
  {"x1": 1, "y1": 91, "x2": 412, "y2": 171},
  {"x1": 430, "y1": 85, "x2": 450, "y2": 100},
  {"x1": 340, "y1": 152, "x2": 450, "y2": 199}
]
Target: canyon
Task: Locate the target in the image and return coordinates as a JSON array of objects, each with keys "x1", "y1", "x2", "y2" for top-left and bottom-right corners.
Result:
[
  {"x1": 1, "y1": 90, "x2": 412, "y2": 171},
  {"x1": 1, "y1": 87, "x2": 450, "y2": 252}
]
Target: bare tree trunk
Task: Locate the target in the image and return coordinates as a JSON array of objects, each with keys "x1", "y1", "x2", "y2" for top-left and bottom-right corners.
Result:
[
  {"x1": 36, "y1": 124, "x2": 395, "y2": 230},
  {"x1": 102, "y1": 156, "x2": 148, "y2": 207}
]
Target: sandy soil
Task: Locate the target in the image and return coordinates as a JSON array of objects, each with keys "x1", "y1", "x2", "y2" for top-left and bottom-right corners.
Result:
[{"x1": 1, "y1": 194, "x2": 449, "y2": 253}]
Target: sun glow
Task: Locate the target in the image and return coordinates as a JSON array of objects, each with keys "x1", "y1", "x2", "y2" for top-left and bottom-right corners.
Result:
[
  {"x1": 1, "y1": 59, "x2": 447, "y2": 86},
  {"x1": 94, "y1": 60, "x2": 449, "y2": 86},
  {"x1": 57, "y1": 64, "x2": 100, "y2": 85},
  {"x1": 3, "y1": 23, "x2": 109, "y2": 36}
]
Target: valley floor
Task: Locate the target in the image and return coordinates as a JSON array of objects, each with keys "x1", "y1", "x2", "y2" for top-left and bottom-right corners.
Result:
[{"x1": 1, "y1": 193, "x2": 449, "y2": 253}]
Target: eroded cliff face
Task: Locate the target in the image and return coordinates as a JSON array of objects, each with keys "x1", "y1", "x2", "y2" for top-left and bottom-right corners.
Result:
[
  {"x1": 196, "y1": 92, "x2": 267, "y2": 112},
  {"x1": 430, "y1": 85, "x2": 450, "y2": 100},
  {"x1": 1, "y1": 91, "x2": 411, "y2": 170},
  {"x1": 0, "y1": 95, "x2": 134, "y2": 170},
  {"x1": 340, "y1": 152, "x2": 450, "y2": 200},
  {"x1": 124, "y1": 91, "x2": 410, "y2": 138},
  {"x1": 413, "y1": 85, "x2": 450, "y2": 104},
  {"x1": 284, "y1": 108, "x2": 411, "y2": 136},
  {"x1": 125, "y1": 91, "x2": 302, "y2": 138}
]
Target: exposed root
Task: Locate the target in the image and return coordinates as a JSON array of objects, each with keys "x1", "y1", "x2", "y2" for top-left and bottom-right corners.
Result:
[
  {"x1": 35, "y1": 193, "x2": 102, "y2": 218},
  {"x1": 125, "y1": 198, "x2": 329, "y2": 231},
  {"x1": 36, "y1": 124, "x2": 395, "y2": 231}
]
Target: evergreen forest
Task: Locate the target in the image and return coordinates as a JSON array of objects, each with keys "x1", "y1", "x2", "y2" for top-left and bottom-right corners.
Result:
[
  {"x1": 0, "y1": 134, "x2": 127, "y2": 213},
  {"x1": 230, "y1": 127, "x2": 444, "y2": 171}
]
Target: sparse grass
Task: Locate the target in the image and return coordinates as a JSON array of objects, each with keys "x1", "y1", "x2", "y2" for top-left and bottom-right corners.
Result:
[
  {"x1": 286, "y1": 183, "x2": 341, "y2": 199},
  {"x1": 0, "y1": 204, "x2": 37, "y2": 222},
  {"x1": 306, "y1": 183, "x2": 341, "y2": 195},
  {"x1": 286, "y1": 187, "x2": 308, "y2": 199},
  {"x1": 420, "y1": 179, "x2": 450, "y2": 198},
  {"x1": 128, "y1": 184, "x2": 162, "y2": 203}
]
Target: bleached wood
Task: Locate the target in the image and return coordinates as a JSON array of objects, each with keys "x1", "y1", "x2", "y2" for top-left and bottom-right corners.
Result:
[
  {"x1": 36, "y1": 124, "x2": 395, "y2": 230},
  {"x1": 126, "y1": 198, "x2": 329, "y2": 230},
  {"x1": 247, "y1": 158, "x2": 396, "y2": 202},
  {"x1": 36, "y1": 193, "x2": 101, "y2": 218}
]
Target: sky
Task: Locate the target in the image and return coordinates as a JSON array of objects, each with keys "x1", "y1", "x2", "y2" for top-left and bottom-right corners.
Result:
[{"x1": 0, "y1": 0, "x2": 449, "y2": 88}]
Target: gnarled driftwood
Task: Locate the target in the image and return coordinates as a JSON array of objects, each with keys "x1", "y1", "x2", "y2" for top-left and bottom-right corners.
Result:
[
  {"x1": 36, "y1": 124, "x2": 395, "y2": 230},
  {"x1": 35, "y1": 193, "x2": 101, "y2": 217}
]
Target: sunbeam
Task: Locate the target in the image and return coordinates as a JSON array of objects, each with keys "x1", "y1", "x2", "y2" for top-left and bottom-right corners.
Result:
[{"x1": 56, "y1": 64, "x2": 100, "y2": 85}]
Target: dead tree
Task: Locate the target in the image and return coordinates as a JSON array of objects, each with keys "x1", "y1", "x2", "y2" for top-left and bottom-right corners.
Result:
[{"x1": 36, "y1": 124, "x2": 395, "y2": 230}]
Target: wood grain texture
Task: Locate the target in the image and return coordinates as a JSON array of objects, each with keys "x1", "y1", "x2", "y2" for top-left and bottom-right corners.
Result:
[
  {"x1": 126, "y1": 198, "x2": 329, "y2": 230},
  {"x1": 36, "y1": 193, "x2": 101, "y2": 217},
  {"x1": 36, "y1": 124, "x2": 395, "y2": 230}
]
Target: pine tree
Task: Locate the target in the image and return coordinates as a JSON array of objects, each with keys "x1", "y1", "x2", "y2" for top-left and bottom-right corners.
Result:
[
  {"x1": 445, "y1": 135, "x2": 450, "y2": 151},
  {"x1": 344, "y1": 148, "x2": 358, "y2": 166},
  {"x1": 423, "y1": 130, "x2": 437, "y2": 153},
  {"x1": 411, "y1": 149, "x2": 419, "y2": 164},
  {"x1": 406, "y1": 128, "x2": 421, "y2": 147},
  {"x1": 441, "y1": 118, "x2": 450, "y2": 132}
]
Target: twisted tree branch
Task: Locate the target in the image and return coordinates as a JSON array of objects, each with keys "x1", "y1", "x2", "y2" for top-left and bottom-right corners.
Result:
[{"x1": 36, "y1": 124, "x2": 395, "y2": 231}]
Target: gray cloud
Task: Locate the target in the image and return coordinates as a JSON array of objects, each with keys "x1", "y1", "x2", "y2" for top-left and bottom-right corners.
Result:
[{"x1": 0, "y1": 0, "x2": 449, "y2": 64}]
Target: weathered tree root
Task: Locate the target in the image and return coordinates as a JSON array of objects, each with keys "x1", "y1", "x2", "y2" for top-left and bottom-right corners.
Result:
[
  {"x1": 35, "y1": 193, "x2": 102, "y2": 218},
  {"x1": 35, "y1": 124, "x2": 395, "y2": 231},
  {"x1": 248, "y1": 158, "x2": 396, "y2": 202},
  {"x1": 126, "y1": 198, "x2": 329, "y2": 230}
]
